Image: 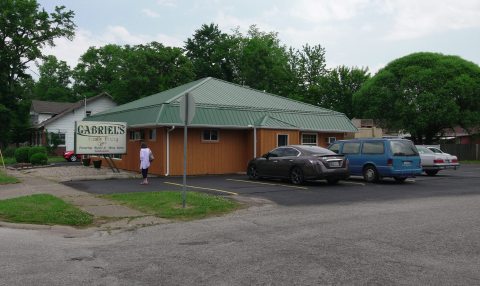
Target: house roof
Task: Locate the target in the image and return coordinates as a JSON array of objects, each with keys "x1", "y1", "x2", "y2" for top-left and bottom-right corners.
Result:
[
  {"x1": 87, "y1": 78, "x2": 357, "y2": 132},
  {"x1": 31, "y1": 100, "x2": 75, "y2": 114},
  {"x1": 33, "y1": 93, "x2": 114, "y2": 128}
]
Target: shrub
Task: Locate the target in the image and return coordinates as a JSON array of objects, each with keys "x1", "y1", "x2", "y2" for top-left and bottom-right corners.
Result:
[
  {"x1": 28, "y1": 146, "x2": 47, "y2": 162},
  {"x1": 30, "y1": 153, "x2": 48, "y2": 165},
  {"x1": 14, "y1": 147, "x2": 31, "y2": 163},
  {"x1": 2, "y1": 147, "x2": 16, "y2": 157}
]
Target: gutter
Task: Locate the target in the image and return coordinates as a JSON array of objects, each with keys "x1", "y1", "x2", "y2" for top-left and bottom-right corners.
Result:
[{"x1": 165, "y1": 126, "x2": 175, "y2": 176}]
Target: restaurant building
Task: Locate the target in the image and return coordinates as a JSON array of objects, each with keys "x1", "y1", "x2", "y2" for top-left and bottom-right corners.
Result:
[{"x1": 87, "y1": 78, "x2": 357, "y2": 176}]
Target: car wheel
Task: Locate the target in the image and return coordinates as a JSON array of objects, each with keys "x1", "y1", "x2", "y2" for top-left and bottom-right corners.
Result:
[
  {"x1": 363, "y1": 165, "x2": 379, "y2": 183},
  {"x1": 248, "y1": 165, "x2": 259, "y2": 180},
  {"x1": 394, "y1": 177, "x2": 407, "y2": 183},
  {"x1": 290, "y1": 167, "x2": 305, "y2": 185},
  {"x1": 425, "y1": 170, "x2": 439, "y2": 176},
  {"x1": 69, "y1": 155, "x2": 78, "y2": 162},
  {"x1": 327, "y1": 178, "x2": 340, "y2": 185}
]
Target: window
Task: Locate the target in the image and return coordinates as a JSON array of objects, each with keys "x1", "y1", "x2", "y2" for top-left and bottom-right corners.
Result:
[
  {"x1": 283, "y1": 147, "x2": 300, "y2": 157},
  {"x1": 343, "y1": 142, "x2": 361, "y2": 154},
  {"x1": 48, "y1": 132, "x2": 65, "y2": 146},
  {"x1": 329, "y1": 143, "x2": 340, "y2": 154},
  {"x1": 149, "y1": 129, "x2": 156, "y2": 141},
  {"x1": 269, "y1": 148, "x2": 285, "y2": 157},
  {"x1": 129, "y1": 130, "x2": 144, "y2": 140},
  {"x1": 277, "y1": 134, "x2": 288, "y2": 147},
  {"x1": 362, "y1": 142, "x2": 385, "y2": 154},
  {"x1": 202, "y1": 130, "x2": 219, "y2": 142},
  {"x1": 301, "y1": 133, "x2": 317, "y2": 146},
  {"x1": 325, "y1": 137, "x2": 337, "y2": 144}
]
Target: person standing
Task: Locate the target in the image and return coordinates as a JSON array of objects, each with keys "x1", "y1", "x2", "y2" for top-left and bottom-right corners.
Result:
[{"x1": 139, "y1": 142, "x2": 153, "y2": 185}]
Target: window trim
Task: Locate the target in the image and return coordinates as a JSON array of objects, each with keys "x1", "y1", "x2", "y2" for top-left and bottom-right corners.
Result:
[
  {"x1": 301, "y1": 133, "x2": 318, "y2": 146},
  {"x1": 129, "y1": 130, "x2": 144, "y2": 141},
  {"x1": 149, "y1": 129, "x2": 156, "y2": 141},
  {"x1": 201, "y1": 129, "x2": 219, "y2": 142},
  {"x1": 277, "y1": 134, "x2": 289, "y2": 147}
]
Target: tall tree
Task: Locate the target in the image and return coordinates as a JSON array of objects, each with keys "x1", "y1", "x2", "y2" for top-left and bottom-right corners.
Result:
[
  {"x1": 236, "y1": 25, "x2": 293, "y2": 96},
  {"x1": 289, "y1": 44, "x2": 328, "y2": 103},
  {"x1": 34, "y1": 55, "x2": 75, "y2": 102},
  {"x1": 73, "y1": 42, "x2": 195, "y2": 104},
  {"x1": 0, "y1": 0, "x2": 75, "y2": 146},
  {"x1": 184, "y1": 23, "x2": 238, "y2": 82},
  {"x1": 318, "y1": 66, "x2": 370, "y2": 118},
  {"x1": 354, "y1": 52, "x2": 480, "y2": 143}
]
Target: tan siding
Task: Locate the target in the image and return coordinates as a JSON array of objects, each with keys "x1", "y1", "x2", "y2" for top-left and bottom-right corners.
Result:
[
  {"x1": 258, "y1": 129, "x2": 300, "y2": 155},
  {"x1": 169, "y1": 128, "x2": 250, "y2": 176}
]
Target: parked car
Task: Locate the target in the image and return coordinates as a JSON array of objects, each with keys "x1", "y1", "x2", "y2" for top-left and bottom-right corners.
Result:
[
  {"x1": 246, "y1": 145, "x2": 349, "y2": 185},
  {"x1": 63, "y1": 151, "x2": 82, "y2": 162},
  {"x1": 328, "y1": 138, "x2": 422, "y2": 183},
  {"x1": 415, "y1": 145, "x2": 460, "y2": 176}
]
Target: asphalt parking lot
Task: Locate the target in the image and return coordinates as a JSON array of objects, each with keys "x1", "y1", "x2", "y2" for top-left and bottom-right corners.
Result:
[{"x1": 63, "y1": 164, "x2": 480, "y2": 206}]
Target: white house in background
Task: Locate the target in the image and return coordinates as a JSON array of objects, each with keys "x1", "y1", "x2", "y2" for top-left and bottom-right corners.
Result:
[{"x1": 30, "y1": 93, "x2": 117, "y2": 154}]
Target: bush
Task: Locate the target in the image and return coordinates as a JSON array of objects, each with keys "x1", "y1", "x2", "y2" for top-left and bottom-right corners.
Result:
[
  {"x1": 2, "y1": 147, "x2": 16, "y2": 157},
  {"x1": 14, "y1": 147, "x2": 31, "y2": 163},
  {"x1": 28, "y1": 146, "x2": 47, "y2": 162},
  {"x1": 30, "y1": 153, "x2": 48, "y2": 165}
]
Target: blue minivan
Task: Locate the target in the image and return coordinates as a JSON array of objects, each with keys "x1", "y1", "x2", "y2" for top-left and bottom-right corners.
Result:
[{"x1": 328, "y1": 138, "x2": 422, "y2": 183}]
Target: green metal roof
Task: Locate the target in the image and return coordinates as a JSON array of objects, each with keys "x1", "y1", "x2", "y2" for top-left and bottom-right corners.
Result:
[{"x1": 87, "y1": 77, "x2": 357, "y2": 132}]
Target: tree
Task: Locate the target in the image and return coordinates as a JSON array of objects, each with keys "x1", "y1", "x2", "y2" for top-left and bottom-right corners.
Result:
[
  {"x1": 0, "y1": 0, "x2": 75, "y2": 146},
  {"x1": 288, "y1": 44, "x2": 328, "y2": 103},
  {"x1": 34, "y1": 55, "x2": 75, "y2": 102},
  {"x1": 236, "y1": 25, "x2": 293, "y2": 96},
  {"x1": 184, "y1": 23, "x2": 238, "y2": 82},
  {"x1": 73, "y1": 42, "x2": 195, "y2": 104},
  {"x1": 318, "y1": 66, "x2": 370, "y2": 118},
  {"x1": 354, "y1": 52, "x2": 480, "y2": 143}
]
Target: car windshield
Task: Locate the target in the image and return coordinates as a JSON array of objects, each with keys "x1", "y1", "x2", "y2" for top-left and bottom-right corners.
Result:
[{"x1": 389, "y1": 140, "x2": 418, "y2": 156}]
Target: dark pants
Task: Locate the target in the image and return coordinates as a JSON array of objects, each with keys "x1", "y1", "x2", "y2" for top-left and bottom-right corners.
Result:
[{"x1": 141, "y1": 168, "x2": 148, "y2": 179}]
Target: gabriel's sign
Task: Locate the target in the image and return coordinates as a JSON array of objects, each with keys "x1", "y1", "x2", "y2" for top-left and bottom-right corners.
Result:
[{"x1": 75, "y1": 121, "x2": 127, "y2": 155}]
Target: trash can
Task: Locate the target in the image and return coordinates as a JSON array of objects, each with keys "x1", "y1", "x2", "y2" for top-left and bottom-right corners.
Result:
[
  {"x1": 82, "y1": 158, "x2": 91, "y2": 166},
  {"x1": 93, "y1": 160, "x2": 102, "y2": 169}
]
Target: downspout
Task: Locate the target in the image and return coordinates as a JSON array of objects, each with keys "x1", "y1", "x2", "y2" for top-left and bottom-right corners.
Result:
[{"x1": 165, "y1": 126, "x2": 175, "y2": 176}]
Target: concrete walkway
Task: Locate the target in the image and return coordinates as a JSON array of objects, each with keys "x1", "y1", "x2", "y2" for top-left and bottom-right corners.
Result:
[{"x1": 0, "y1": 165, "x2": 170, "y2": 233}]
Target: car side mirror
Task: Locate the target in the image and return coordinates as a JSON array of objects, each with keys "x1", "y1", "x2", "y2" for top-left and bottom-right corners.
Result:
[{"x1": 262, "y1": 153, "x2": 270, "y2": 159}]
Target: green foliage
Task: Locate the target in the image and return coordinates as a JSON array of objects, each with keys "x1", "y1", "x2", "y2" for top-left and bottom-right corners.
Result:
[
  {"x1": 28, "y1": 146, "x2": 47, "y2": 161},
  {"x1": 2, "y1": 147, "x2": 16, "y2": 157},
  {"x1": 354, "y1": 52, "x2": 480, "y2": 143},
  {"x1": 0, "y1": 0, "x2": 75, "y2": 146},
  {"x1": 73, "y1": 43, "x2": 195, "y2": 104},
  {"x1": 14, "y1": 147, "x2": 31, "y2": 163},
  {"x1": 318, "y1": 66, "x2": 371, "y2": 118},
  {"x1": 30, "y1": 153, "x2": 48, "y2": 165},
  {"x1": 0, "y1": 194, "x2": 93, "y2": 226},
  {"x1": 34, "y1": 55, "x2": 76, "y2": 102}
]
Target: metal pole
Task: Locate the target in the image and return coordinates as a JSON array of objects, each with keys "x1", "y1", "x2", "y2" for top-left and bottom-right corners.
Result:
[
  {"x1": 253, "y1": 126, "x2": 257, "y2": 158},
  {"x1": 84, "y1": 95, "x2": 87, "y2": 118},
  {"x1": 182, "y1": 93, "x2": 188, "y2": 208}
]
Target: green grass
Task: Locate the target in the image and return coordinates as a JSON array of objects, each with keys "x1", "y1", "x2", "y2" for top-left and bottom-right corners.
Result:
[
  {"x1": 0, "y1": 194, "x2": 93, "y2": 226},
  {"x1": 102, "y1": 191, "x2": 241, "y2": 220},
  {"x1": 0, "y1": 170, "x2": 19, "y2": 184},
  {"x1": 460, "y1": 160, "x2": 480, "y2": 164}
]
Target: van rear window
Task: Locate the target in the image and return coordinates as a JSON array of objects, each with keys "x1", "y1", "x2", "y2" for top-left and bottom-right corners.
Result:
[{"x1": 389, "y1": 140, "x2": 418, "y2": 156}]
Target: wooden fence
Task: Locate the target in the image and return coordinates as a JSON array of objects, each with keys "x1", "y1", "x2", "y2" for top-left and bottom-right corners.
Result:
[{"x1": 440, "y1": 144, "x2": 480, "y2": 161}]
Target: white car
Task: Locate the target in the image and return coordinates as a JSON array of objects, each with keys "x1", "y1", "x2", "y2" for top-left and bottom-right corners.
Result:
[{"x1": 415, "y1": 145, "x2": 460, "y2": 176}]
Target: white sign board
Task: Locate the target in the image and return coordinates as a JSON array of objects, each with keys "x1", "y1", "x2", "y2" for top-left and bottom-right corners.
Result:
[{"x1": 75, "y1": 121, "x2": 127, "y2": 155}]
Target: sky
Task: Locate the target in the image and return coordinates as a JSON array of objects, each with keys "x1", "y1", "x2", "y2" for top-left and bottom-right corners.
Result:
[{"x1": 36, "y1": 0, "x2": 480, "y2": 75}]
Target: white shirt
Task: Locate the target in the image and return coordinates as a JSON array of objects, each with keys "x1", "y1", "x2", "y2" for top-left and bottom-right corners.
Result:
[{"x1": 139, "y1": 147, "x2": 151, "y2": 169}]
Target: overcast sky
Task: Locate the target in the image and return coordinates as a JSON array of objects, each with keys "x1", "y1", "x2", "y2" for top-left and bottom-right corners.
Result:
[{"x1": 36, "y1": 0, "x2": 480, "y2": 74}]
